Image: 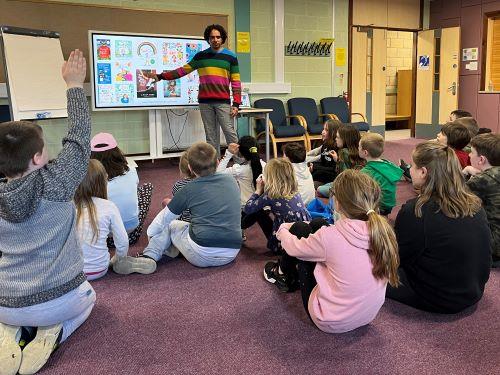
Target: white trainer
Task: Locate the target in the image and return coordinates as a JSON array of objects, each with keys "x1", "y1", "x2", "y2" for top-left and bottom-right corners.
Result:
[
  {"x1": 18, "y1": 323, "x2": 62, "y2": 375},
  {"x1": 112, "y1": 255, "x2": 157, "y2": 275},
  {"x1": 0, "y1": 323, "x2": 22, "y2": 375}
]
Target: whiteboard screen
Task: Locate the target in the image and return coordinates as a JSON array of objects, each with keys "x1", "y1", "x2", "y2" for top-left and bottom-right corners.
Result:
[
  {"x1": 1, "y1": 30, "x2": 67, "y2": 120},
  {"x1": 90, "y1": 31, "x2": 209, "y2": 110}
]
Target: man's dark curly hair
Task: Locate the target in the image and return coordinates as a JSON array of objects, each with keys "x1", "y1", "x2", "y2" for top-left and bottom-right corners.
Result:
[{"x1": 204, "y1": 24, "x2": 227, "y2": 44}]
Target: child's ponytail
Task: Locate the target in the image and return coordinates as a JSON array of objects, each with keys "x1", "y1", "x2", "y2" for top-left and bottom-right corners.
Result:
[
  {"x1": 366, "y1": 211, "x2": 400, "y2": 287},
  {"x1": 333, "y1": 170, "x2": 400, "y2": 286},
  {"x1": 238, "y1": 136, "x2": 262, "y2": 188}
]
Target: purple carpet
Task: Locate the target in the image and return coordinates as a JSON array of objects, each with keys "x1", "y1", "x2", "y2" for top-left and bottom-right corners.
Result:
[{"x1": 40, "y1": 138, "x2": 500, "y2": 374}]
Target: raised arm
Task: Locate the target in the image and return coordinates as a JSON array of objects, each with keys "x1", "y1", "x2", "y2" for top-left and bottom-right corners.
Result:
[
  {"x1": 230, "y1": 55, "x2": 241, "y2": 117},
  {"x1": 42, "y1": 49, "x2": 91, "y2": 201}
]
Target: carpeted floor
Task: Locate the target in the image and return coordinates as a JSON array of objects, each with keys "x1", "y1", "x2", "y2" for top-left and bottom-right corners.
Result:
[{"x1": 40, "y1": 138, "x2": 500, "y2": 375}]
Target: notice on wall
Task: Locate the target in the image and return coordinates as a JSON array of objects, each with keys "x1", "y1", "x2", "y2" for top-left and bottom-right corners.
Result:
[
  {"x1": 465, "y1": 61, "x2": 478, "y2": 71},
  {"x1": 462, "y1": 47, "x2": 478, "y2": 61},
  {"x1": 237, "y1": 32, "x2": 250, "y2": 53},
  {"x1": 418, "y1": 55, "x2": 430, "y2": 70},
  {"x1": 335, "y1": 48, "x2": 346, "y2": 66}
]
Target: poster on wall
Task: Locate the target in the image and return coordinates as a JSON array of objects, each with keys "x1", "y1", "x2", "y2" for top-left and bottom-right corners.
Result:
[
  {"x1": 418, "y1": 55, "x2": 430, "y2": 70},
  {"x1": 462, "y1": 47, "x2": 478, "y2": 61},
  {"x1": 90, "y1": 31, "x2": 209, "y2": 110}
]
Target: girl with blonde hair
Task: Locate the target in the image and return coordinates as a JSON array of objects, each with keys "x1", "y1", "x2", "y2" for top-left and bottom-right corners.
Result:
[
  {"x1": 387, "y1": 141, "x2": 491, "y2": 313},
  {"x1": 75, "y1": 159, "x2": 155, "y2": 280},
  {"x1": 243, "y1": 158, "x2": 311, "y2": 254},
  {"x1": 274, "y1": 169, "x2": 399, "y2": 332}
]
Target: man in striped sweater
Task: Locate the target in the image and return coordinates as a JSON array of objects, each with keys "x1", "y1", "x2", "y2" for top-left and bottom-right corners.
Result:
[{"x1": 144, "y1": 24, "x2": 241, "y2": 155}]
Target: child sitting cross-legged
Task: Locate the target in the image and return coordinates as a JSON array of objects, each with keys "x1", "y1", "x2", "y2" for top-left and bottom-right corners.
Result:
[
  {"x1": 161, "y1": 151, "x2": 195, "y2": 223},
  {"x1": 140, "y1": 142, "x2": 242, "y2": 269},
  {"x1": 0, "y1": 50, "x2": 96, "y2": 375},
  {"x1": 273, "y1": 170, "x2": 400, "y2": 333},
  {"x1": 75, "y1": 159, "x2": 156, "y2": 280},
  {"x1": 359, "y1": 133, "x2": 403, "y2": 216},
  {"x1": 282, "y1": 142, "x2": 315, "y2": 206},
  {"x1": 437, "y1": 122, "x2": 471, "y2": 169},
  {"x1": 244, "y1": 158, "x2": 311, "y2": 255},
  {"x1": 216, "y1": 136, "x2": 272, "y2": 242},
  {"x1": 463, "y1": 133, "x2": 500, "y2": 267}
]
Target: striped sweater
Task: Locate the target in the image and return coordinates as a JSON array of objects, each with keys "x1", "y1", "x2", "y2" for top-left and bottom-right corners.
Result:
[
  {"x1": 0, "y1": 88, "x2": 91, "y2": 308},
  {"x1": 158, "y1": 47, "x2": 241, "y2": 107}
]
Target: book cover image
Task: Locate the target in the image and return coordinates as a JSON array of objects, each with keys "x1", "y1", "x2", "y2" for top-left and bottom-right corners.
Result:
[
  {"x1": 136, "y1": 69, "x2": 157, "y2": 98},
  {"x1": 137, "y1": 41, "x2": 157, "y2": 66},
  {"x1": 115, "y1": 84, "x2": 134, "y2": 104},
  {"x1": 162, "y1": 42, "x2": 183, "y2": 67},
  {"x1": 96, "y1": 39, "x2": 111, "y2": 60},
  {"x1": 115, "y1": 40, "x2": 133, "y2": 59},
  {"x1": 187, "y1": 86, "x2": 198, "y2": 104},
  {"x1": 163, "y1": 79, "x2": 181, "y2": 98},
  {"x1": 114, "y1": 61, "x2": 133, "y2": 82},
  {"x1": 98, "y1": 86, "x2": 115, "y2": 105},
  {"x1": 185, "y1": 42, "x2": 202, "y2": 62},
  {"x1": 97, "y1": 63, "x2": 112, "y2": 84}
]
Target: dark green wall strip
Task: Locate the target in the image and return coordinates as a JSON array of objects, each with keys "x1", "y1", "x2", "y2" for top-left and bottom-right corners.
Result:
[{"x1": 234, "y1": 0, "x2": 251, "y2": 82}]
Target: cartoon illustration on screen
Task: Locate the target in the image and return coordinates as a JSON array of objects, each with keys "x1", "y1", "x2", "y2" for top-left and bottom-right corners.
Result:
[
  {"x1": 137, "y1": 41, "x2": 157, "y2": 66},
  {"x1": 185, "y1": 43, "x2": 202, "y2": 62},
  {"x1": 97, "y1": 63, "x2": 112, "y2": 84},
  {"x1": 98, "y1": 86, "x2": 115, "y2": 105},
  {"x1": 115, "y1": 61, "x2": 133, "y2": 82},
  {"x1": 162, "y1": 42, "x2": 183, "y2": 67},
  {"x1": 163, "y1": 79, "x2": 181, "y2": 97},
  {"x1": 96, "y1": 39, "x2": 111, "y2": 60},
  {"x1": 115, "y1": 84, "x2": 134, "y2": 104},
  {"x1": 115, "y1": 40, "x2": 133, "y2": 59},
  {"x1": 136, "y1": 69, "x2": 157, "y2": 98},
  {"x1": 187, "y1": 86, "x2": 198, "y2": 104}
]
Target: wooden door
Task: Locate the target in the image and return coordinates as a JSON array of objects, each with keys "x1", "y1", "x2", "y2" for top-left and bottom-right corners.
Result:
[
  {"x1": 415, "y1": 27, "x2": 460, "y2": 136},
  {"x1": 351, "y1": 27, "x2": 368, "y2": 122},
  {"x1": 371, "y1": 29, "x2": 387, "y2": 127}
]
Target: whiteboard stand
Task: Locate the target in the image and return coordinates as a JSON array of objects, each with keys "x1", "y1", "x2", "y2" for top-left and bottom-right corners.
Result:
[{"x1": 234, "y1": 108, "x2": 273, "y2": 161}]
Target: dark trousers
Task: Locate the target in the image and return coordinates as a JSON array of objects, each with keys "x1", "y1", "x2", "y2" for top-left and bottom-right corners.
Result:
[
  {"x1": 386, "y1": 268, "x2": 443, "y2": 313},
  {"x1": 280, "y1": 218, "x2": 330, "y2": 314},
  {"x1": 241, "y1": 210, "x2": 273, "y2": 239}
]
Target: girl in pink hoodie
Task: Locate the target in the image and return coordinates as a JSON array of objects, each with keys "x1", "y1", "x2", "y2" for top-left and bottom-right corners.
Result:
[{"x1": 275, "y1": 170, "x2": 400, "y2": 333}]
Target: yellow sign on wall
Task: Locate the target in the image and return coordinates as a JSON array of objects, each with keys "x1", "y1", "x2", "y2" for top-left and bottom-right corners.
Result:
[
  {"x1": 237, "y1": 32, "x2": 250, "y2": 53},
  {"x1": 335, "y1": 48, "x2": 346, "y2": 66}
]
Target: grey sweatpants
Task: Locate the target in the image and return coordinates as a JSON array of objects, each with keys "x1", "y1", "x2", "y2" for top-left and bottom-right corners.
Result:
[{"x1": 199, "y1": 103, "x2": 238, "y2": 156}]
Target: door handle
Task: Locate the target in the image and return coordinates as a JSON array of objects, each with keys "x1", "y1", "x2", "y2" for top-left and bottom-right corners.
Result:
[{"x1": 447, "y1": 82, "x2": 457, "y2": 95}]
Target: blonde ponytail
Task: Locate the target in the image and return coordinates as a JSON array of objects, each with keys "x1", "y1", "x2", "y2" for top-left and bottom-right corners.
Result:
[
  {"x1": 367, "y1": 212, "x2": 400, "y2": 287},
  {"x1": 333, "y1": 170, "x2": 400, "y2": 286}
]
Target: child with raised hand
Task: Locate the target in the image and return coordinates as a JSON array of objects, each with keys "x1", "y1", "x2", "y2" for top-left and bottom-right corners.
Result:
[
  {"x1": 162, "y1": 151, "x2": 195, "y2": 223},
  {"x1": 0, "y1": 50, "x2": 96, "y2": 375},
  {"x1": 90, "y1": 132, "x2": 140, "y2": 233},
  {"x1": 217, "y1": 136, "x2": 272, "y2": 242},
  {"x1": 75, "y1": 159, "x2": 156, "y2": 280},
  {"x1": 359, "y1": 133, "x2": 403, "y2": 216},
  {"x1": 273, "y1": 170, "x2": 400, "y2": 333},
  {"x1": 387, "y1": 141, "x2": 491, "y2": 313},
  {"x1": 244, "y1": 158, "x2": 311, "y2": 254},
  {"x1": 437, "y1": 122, "x2": 471, "y2": 168},
  {"x1": 283, "y1": 142, "x2": 315, "y2": 205},
  {"x1": 306, "y1": 118, "x2": 342, "y2": 186},
  {"x1": 464, "y1": 133, "x2": 500, "y2": 267},
  {"x1": 317, "y1": 124, "x2": 365, "y2": 197}
]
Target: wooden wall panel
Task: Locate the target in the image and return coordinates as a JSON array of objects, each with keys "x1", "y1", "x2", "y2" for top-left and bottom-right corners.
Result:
[
  {"x1": 0, "y1": 0, "x2": 227, "y2": 83},
  {"x1": 352, "y1": 0, "x2": 388, "y2": 27},
  {"x1": 351, "y1": 28, "x2": 368, "y2": 120},
  {"x1": 415, "y1": 30, "x2": 434, "y2": 124},
  {"x1": 387, "y1": 0, "x2": 421, "y2": 29},
  {"x1": 371, "y1": 29, "x2": 386, "y2": 126}
]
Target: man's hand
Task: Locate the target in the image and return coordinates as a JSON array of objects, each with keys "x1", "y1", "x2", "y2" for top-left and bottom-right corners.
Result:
[
  {"x1": 228, "y1": 143, "x2": 239, "y2": 155},
  {"x1": 141, "y1": 71, "x2": 159, "y2": 82},
  {"x1": 62, "y1": 49, "x2": 86, "y2": 89},
  {"x1": 230, "y1": 106, "x2": 239, "y2": 117},
  {"x1": 463, "y1": 166, "x2": 481, "y2": 176},
  {"x1": 308, "y1": 163, "x2": 314, "y2": 172}
]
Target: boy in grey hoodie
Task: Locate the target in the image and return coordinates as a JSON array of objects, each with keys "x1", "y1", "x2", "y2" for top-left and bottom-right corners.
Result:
[
  {"x1": 0, "y1": 50, "x2": 96, "y2": 375},
  {"x1": 283, "y1": 142, "x2": 315, "y2": 205}
]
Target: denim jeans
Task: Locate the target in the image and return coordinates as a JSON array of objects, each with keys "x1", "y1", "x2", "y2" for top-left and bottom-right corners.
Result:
[
  {"x1": 199, "y1": 103, "x2": 238, "y2": 156},
  {"x1": 144, "y1": 220, "x2": 237, "y2": 267},
  {"x1": 0, "y1": 281, "x2": 96, "y2": 343}
]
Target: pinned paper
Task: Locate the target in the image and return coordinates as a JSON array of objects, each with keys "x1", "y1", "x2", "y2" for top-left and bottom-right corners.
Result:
[
  {"x1": 237, "y1": 32, "x2": 250, "y2": 53},
  {"x1": 462, "y1": 47, "x2": 478, "y2": 61},
  {"x1": 335, "y1": 48, "x2": 346, "y2": 66},
  {"x1": 465, "y1": 61, "x2": 478, "y2": 71},
  {"x1": 418, "y1": 55, "x2": 430, "y2": 70}
]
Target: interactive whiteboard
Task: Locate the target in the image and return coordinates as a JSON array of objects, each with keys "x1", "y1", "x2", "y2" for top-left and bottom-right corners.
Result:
[
  {"x1": 89, "y1": 30, "x2": 209, "y2": 110},
  {"x1": 0, "y1": 26, "x2": 67, "y2": 121}
]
